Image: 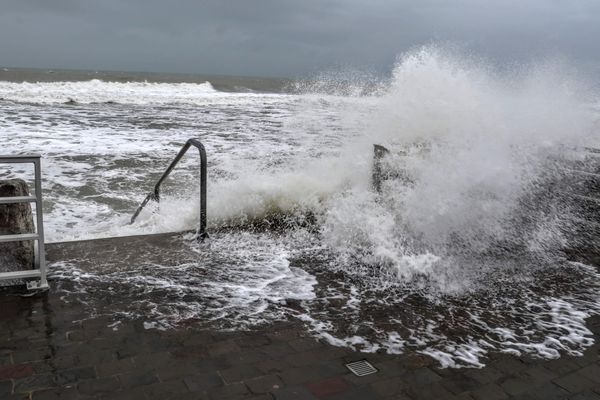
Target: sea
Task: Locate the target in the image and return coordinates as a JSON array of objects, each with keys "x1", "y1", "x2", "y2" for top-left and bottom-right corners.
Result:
[{"x1": 2, "y1": 46, "x2": 600, "y2": 368}]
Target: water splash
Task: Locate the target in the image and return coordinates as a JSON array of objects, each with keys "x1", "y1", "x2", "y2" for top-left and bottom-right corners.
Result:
[{"x1": 6, "y1": 46, "x2": 600, "y2": 368}]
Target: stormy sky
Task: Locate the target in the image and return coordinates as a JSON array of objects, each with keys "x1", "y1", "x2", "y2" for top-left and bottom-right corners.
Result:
[{"x1": 1, "y1": 0, "x2": 599, "y2": 78}]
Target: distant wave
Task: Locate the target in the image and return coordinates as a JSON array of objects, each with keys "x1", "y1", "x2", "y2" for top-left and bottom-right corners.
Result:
[{"x1": 0, "y1": 79, "x2": 238, "y2": 105}]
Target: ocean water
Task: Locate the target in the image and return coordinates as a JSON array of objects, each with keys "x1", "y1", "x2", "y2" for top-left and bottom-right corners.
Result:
[{"x1": 2, "y1": 47, "x2": 600, "y2": 368}]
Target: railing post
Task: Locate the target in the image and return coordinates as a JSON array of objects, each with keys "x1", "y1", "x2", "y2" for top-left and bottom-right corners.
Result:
[
  {"x1": 195, "y1": 140, "x2": 208, "y2": 241},
  {"x1": 373, "y1": 144, "x2": 390, "y2": 193},
  {"x1": 34, "y1": 157, "x2": 47, "y2": 287}
]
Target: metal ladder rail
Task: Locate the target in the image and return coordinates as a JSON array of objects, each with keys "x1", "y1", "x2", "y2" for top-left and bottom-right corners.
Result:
[
  {"x1": 0, "y1": 154, "x2": 47, "y2": 289},
  {"x1": 130, "y1": 138, "x2": 208, "y2": 240}
]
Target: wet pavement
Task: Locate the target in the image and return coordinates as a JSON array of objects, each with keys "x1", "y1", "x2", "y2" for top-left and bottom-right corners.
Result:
[{"x1": 1, "y1": 233, "x2": 600, "y2": 400}]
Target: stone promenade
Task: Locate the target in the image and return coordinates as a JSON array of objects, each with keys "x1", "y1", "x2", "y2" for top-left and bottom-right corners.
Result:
[
  {"x1": 1, "y1": 233, "x2": 600, "y2": 399},
  {"x1": 1, "y1": 285, "x2": 600, "y2": 400}
]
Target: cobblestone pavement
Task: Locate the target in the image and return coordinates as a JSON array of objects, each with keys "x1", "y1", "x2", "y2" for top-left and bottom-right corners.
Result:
[{"x1": 1, "y1": 235, "x2": 599, "y2": 399}]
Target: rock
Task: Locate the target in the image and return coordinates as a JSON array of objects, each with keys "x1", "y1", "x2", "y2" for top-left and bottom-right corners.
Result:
[{"x1": 0, "y1": 179, "x2": 35, "y2": 284}]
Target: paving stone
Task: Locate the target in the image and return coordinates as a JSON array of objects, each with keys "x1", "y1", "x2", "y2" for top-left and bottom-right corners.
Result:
[
  {"x1": 77, "y1": 377, "x2": 121, "y2": 395},
  {"x1": 454, "y1": 393, "x2": 475, "y2": 400},
  {"x1": 183, "y1": 371, "x2": 223, "y2": 392},
  {"x1": 258, "y1": 343, "x2": 296, "y2": 359},
  {"x1": 143, "y1": 380, "x2": 190, "y2": 399},
  {"x1": 211, "y1": 332, "x2": 238, "y2": 342},
  {"x1": 464, "y1": 366, "x2": 504, "y2": 385},
  {"x1": 370, "y1": 377, "x2": 408, "y2": 397},
  {"x1": 579, "y1": 364, "x2": 600, "y2": 384},
  {"x1": 156, "y1": 361, "x2": 203, "y2": 381},
  {"x1": 272, "y1": 385, "x2": 318, "y2": 400},
  {"x1": 0, "y1": 363, "x2": 34, "y2": 380},
  {"x1": 325, "y1": 385, "x2": 382, "y2": 400},
  {"x1": 219, "y1": 365, "x2": 264, "y2": 383},
  {"x1": 528, "y1": 383, "x2": 574, "y2": 400},
  {"x1": 167, "y1": 392, "x2": 210, "y2": 400},
  {"x1": 235, "y1": 335, "x2": 271, "y2": 349},
  {"x1": 491, "y1": 357, "x2": 528, "y2": 374},
  {"x1": 194, "y1": 357, "x2": 232, "y2": 373},
  {"x1": 53, "y1": 344, "x2": 87, "y2": 358},
  {"x1": 95, "y1": 357, "x2": 135, "y2": 377},
  {"x1": 553, "y1": 371, "x2": 597, "y2": 393},
  {"x1": 284, "y1": 348, "x2": 347, "y2": 368},
  {"x1": 207, "y1": 382, "x2": 249, "y2": 399},
  {"x1": 344, "y1": 370, "x2": 385, "y2": 385},
  {"x1": 287, "y1": 338, "x2": 323, "y2": 353},
  {"x1": 256, "y1": 358, "x2": 295, "y2": 375},
  {"x1": 440, "y1": 372, "x2": 481, "y2": 395},
  {"x1": 543, "y1": 359, "x2": 582, "y2": 375},
  {"x1": 182, "y1": 332, "x2": 215, "y2": 347},
  {"x1": 55, "y1": 366, "x2": 96, "y2": 385},
  {"x1": 520, "y1": 365, "x2": 559, "y2": 384},
  {"x1": 99, "y1": 387, "x2": 147, "y2": 400},
  {"x1": 570, "y1": 390, "x2": 600, "y2": 400},
  {"x1": 88, "y1": 338, "x2": 123, "y2": 351},
  {"x1": 267, "y1": 330, "x2": 301, "y2": 342},
  {"x1": 13, "y1": 373, "x2": 56, "y2": 393},
  {"x1": 305, "y1": 377, "x2": 350, "y2": 397},
  {"x1": 133, "y1": 351, "x2": 173, "y2": 368},
  {"x1": 499, "y1": 377, "x2": 531, "y2": 396},
  {"x1": 172, "y1": 346, "x2": 209, "y2": 360},
  {"x1": 115, "y1": 347, "x2": 137, "y2": 360},
  {"x1": 66, "y1": 330, "x2": 85, "y2": 342},
  {"x1": 81, "y1": 317, "x2": 113, "y2": 331},
  {"x1": 406, "y1": 382, "x2": 456, "y2": 400},
  {"x1": 507, "y1": 395, "x2": 536, "y2": 400},
  {"x1": 245, "y1": 374, "x2": 283, "y2": 394},
  {"x1": 401, "y1": 353, "x2": 435, "y2": 369},
  {"x1": 207, "y1": 341, "x2": 241, "y2": 358},
  {"x1": 278, "y1": 364, "x2": 344, "y2": 385},
  {"x1": 47, "y1": 356, "x2": 78, "y2": 371},
  {"x1": 0, "y1": 380, "x2": 13, "y2": 396},
  {"x1": 6, "y1": 394, "x2": 33, "y2": 400},
  {"x1": 403, "y1": 368, "x2": 442, "y2": 386},
  {"x1": 74, "y1": 349, "x2": 116, "y2": 365},
  {"x1": 372, "y1": 359, "x2": 409, "y2": 379},
  {"x1": 12, "y1": 349, "x2": 53, "y2": 363},
  {"x1": 33, "y1": 387, "x2": 92, "y2": 399},
  {"x1": 223, "y1": 350, "x2": 264, "y2": 366},
  {"x1": 572, "y1": 349, "x2": 599, "y2": 367},
  {"x1": 469, "y1": 383, "x2": 509, "y2": 400},
  {"x1": 118, "y1": 370, "x2": 159, "y2": 388}
]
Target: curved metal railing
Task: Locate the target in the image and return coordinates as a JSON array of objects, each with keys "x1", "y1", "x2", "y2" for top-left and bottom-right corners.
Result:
[{"x1": 130, "y1": 138, "x2": 208, "y2": 241}]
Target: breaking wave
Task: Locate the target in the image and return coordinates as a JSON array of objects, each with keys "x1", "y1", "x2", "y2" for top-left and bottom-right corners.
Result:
[
  {"x1": 5, "y1": 45, "x2": 600, "y2": 368},
  {"x1": 0, "y1": 79, "x2": 266, "y2": 105}
]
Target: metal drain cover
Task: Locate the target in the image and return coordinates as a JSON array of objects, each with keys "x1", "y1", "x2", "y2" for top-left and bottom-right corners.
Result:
[{"x1": 345, "y1": 360, "x2": 378, "y2": 376}]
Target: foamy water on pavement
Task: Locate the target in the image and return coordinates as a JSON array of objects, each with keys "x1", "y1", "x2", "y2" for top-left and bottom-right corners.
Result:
[{"x1": 3, "y1": 46, "x2": 600, "y2": 367}]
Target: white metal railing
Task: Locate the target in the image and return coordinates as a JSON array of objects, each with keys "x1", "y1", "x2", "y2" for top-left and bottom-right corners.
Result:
[{"x1": 0, "y1": 154, "x2": 47, "y2": 290}]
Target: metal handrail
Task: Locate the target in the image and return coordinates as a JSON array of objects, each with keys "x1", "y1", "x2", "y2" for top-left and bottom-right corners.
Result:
[
  {"x1": 0, "y1": 154, "x2": 48, "y2": 290},
  {"x1": 130, "y1": 138, "x2": 208, "y2": 241}
]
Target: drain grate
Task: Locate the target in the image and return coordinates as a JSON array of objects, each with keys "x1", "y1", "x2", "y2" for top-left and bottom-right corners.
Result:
[{"x1": 345, "y1": 360, "x2": 378, "y2": 376}]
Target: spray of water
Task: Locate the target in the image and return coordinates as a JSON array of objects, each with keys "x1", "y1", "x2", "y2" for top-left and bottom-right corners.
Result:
[
  {"x1": 31, "y1": 45, "x2": 600, "y2": 367},
  {"x1": 291, "y1": 47, "x2": 594, "y2": 290}
]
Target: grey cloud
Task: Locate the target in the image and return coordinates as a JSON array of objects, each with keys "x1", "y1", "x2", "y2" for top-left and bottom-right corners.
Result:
[{"x1": 0, "y1": 0, "x2": 599, "y2": 77}]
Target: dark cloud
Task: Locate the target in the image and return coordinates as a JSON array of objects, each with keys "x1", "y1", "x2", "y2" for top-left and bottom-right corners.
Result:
[{"x1": 0, "y1": 0, "x2": 599, "y2": 77}]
